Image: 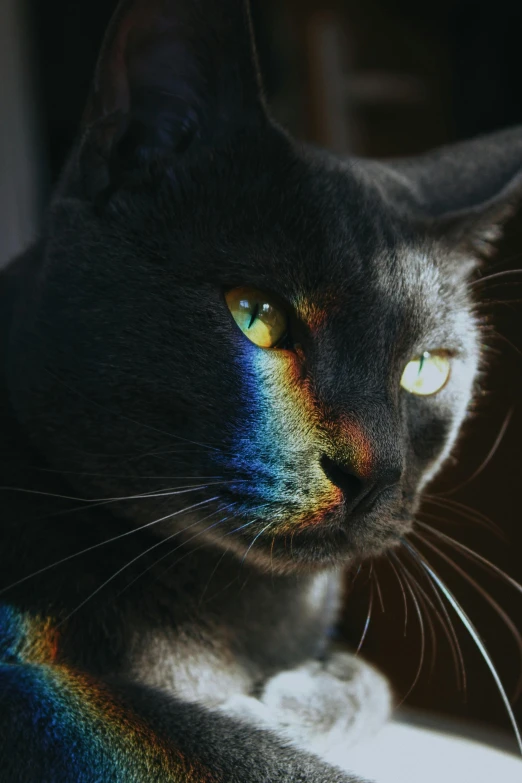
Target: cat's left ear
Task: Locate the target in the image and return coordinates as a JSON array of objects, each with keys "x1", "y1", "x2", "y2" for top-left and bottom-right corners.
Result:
[
  {"x1": 385, "y1": 126, "x2": 522, "y2": 259},
  {"x1": 64, "y1": 0, "x2": 266, "y2": 198}
]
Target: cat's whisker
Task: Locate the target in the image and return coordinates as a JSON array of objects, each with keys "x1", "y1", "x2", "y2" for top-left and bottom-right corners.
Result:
[
  {"x1": 419, "y1": 508, "x2": 505, "y2": 543},
  {"x1": 387, "y1": 555, "x2": 409, "y2": 635},
  {"x1": 415, "y1": 522, "x2": 522, "y2": 595},
  {"x1": 396, "y1": 556, "x2": 465, "y2": 690},
  {"x1": 393, "y1": 552, "x2": 464, "y2": 685},
  {"x1": 409, "y1": 574, "x2": 438, "y2": 680},
  {"x1": 401, "y1": 539, "x2": 522, "y2": 755},
  {"x1": 356, "y1": 577, "x2": 374, "y2": 655},
  {"x1": 161, "y1": 512, "x2": 252, "y2": 583},
  {"x1": 1, "y1": 479, "x2": 245, "y2": 526},
  {"x1": 55, "y1": 497, "x2": 220, "y2": 627},
  {"x1": 350, "y1": 563, "x2": 363, "y2": 589},
  {"x1": 372, "y1": 567, "x2": 385, "y2": 613},
  {"x1": 475, "y1": 285, "x2": 522, "y2": 303},
  {"x1": 290, "y1": 530, "x2": 296, "y2": 562},
  {"x1": 197, "y1": 548, "x2": 231, "y2": 609},
  {"x1": 226, "y1": 516, "x2": 264, "y2": 536},
  {"x1": 484, "y1": 328, "x2": 522, "y2": 362},
  {"x1": 117, "y1": 504, "x2": 238, "y2": 596},
  {"x1": 35, "y1": 467, "x2": 233, "y2": 481},
  {"x1": 0, "y1": 444, "x2": 211, "y2": 463},
  {"x1": 471, "y1": 269, "x2": 522, "y2": 287},
  {"x1": 477, "y1": 298, "x2": 522, "y2": 308},
  {"x1": 390, "y1": 556, "x2": 426, "y2": 703},
  {"x1": 157, "y1": 532, "x2": 235, "y2": 592},
  {"x1": 0, "y1": 496, "x2": 217, "y2": 596},
  {"x1": 412, "y1": 530, "x2": 522, "y2": 700},
  {"x1": 270, "y1": 535, "x2": 276, "y2": 577},
  {"x1": 422, "y1": 495, "x2": 504, "y2": 538},
  {"x1": 0, "y1": 483, "x2": 211, "y2": 504},
  {"x1": 241, "y1": 522, "x2": 276, "y2": 568},
  {"x1": 120, "y1": 446, "x2": 223, "y2": 464},
  {"x1": 437, "y1": 407, "x2": 513, "y2": 497},
  {"x1": 396, "y1": 548, "x2": 466, "y2": 692},
  {"x1": 479, "y1": 250, "x2": 522, "y2": 273}
]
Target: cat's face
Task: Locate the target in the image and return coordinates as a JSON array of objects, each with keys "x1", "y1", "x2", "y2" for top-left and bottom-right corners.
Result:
[{"x1": 8, "y1": 0, "x2": 522, "y2": 572}]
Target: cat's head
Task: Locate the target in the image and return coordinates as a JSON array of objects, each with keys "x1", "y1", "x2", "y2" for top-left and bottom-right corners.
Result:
[{"x1": 8, "y1": 0, "x2": 522, "y2": 571}]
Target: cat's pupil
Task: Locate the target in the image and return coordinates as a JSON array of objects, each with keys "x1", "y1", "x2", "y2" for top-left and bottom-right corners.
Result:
[{"x1": 247, "y1": 303, "x2": 259, "y2": 328}]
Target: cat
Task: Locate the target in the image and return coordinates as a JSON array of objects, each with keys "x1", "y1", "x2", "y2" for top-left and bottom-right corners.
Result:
[{"x1": 1, "y1": 0, "x2": 522, "y2": 781}]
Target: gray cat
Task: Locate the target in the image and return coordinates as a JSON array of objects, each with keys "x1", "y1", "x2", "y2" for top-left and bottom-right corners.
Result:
[{"x1": 1, "y1": 1, "x2": 521, "y2": 781}]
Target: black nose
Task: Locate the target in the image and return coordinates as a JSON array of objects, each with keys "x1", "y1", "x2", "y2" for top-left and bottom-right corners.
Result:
[{"x1": 320, "y1": 454, "x2": 402, "y2": 515}]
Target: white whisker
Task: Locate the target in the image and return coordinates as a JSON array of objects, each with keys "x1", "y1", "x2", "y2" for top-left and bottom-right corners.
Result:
[
  {"x1": 416, "y1": 523, "x2": 522, "y2": 594},
  {"x1": 402, "y1": 539, "x2": 522, "y2": 755},
  {"x1": 241, "y1": 522, "x2": 274, "y2": 566},
  {"x1": 356, "y1": 576, "x2": 374, "y2": 655},
  {"x1": 0, "y1": 496, "x2": 217, "y2": 596},
  {"x1": 56, "y1": 497, "x2": 219, "y2": 626},
  {"x1": 0, "y1": 484, "x2": 208, "y2": 504},
  {"x1": 117, "y1": 504, "x2": 237, "y2": 595},
  {"x1": 414, "y1": 530, "x2": 522, "y2": 699}
]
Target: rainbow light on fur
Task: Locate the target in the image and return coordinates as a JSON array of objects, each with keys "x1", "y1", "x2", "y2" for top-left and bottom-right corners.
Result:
[
  {"x1": 295, "y1": 298, "x2": 330, "y2": 332},
  {"x1": 1, "y1": 606, "x2": 59, "y2": 665},
  {"x1": 0, "y1": 604, "x2": 215, "y2": 781},
  {"x1": 338, "y1": 417, "x2": 373, "y2": 479},
  {"x1": 230, "y1": 341, "x2": 343, "y2": 530},
  {"x1": 228, "y1": 289, "x2": 378, "y2": 531}
]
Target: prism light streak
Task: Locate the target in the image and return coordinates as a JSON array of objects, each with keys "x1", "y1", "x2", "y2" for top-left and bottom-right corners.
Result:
[
  {"x1": 338, "y1": 417, "x2": 373, "y2": 480},
  {"x1": 0, "y1": 605, "x2": 216, "y2": 781},
  {"x1": 295, "y1": 298, "x2": 330, "y2": 332},
  {"x1": 229, "y1": 341, "x2": 348, "y2": 531}
]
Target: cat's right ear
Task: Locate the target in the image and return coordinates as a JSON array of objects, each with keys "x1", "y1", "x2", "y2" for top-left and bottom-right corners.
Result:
[
  {"x1": 61, "y1": 0, "x2": 266, "y2": 200},
  {"x1": 382, "y1": 127, "x2": 522, "y2": 261}
]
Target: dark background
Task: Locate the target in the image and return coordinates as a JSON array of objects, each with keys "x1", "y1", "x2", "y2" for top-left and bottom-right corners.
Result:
[{"x1": 22, "y1": 0, "x2": 522, "y2": 740}]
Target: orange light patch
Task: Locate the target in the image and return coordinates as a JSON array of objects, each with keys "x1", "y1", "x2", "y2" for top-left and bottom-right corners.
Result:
[
  {"x1": 18, "y1": 614, "x2": 60, "y2": 665},
  {"x1": 295, "y1": 297, "x2": 330, "y2": 332},
  {"x1": 340, "y1": 418, "x2": 373, "y2": 479}
]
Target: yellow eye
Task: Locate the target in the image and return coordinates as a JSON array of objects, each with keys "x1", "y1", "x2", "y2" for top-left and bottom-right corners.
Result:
[
  {"x1": 400, "y1": 351, "x2": 451, "y2": 396},
  {"x1": 225, "y1": 287, "x2": 287, "y2": 349}
]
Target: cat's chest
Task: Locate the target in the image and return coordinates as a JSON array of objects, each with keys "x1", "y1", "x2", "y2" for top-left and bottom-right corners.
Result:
[
  {"x1": 127, "y1": 570, "x2": 342, "y2": 707},
  {"x1": 129, "y1": 628, "x2": 254, "y2": 707}
]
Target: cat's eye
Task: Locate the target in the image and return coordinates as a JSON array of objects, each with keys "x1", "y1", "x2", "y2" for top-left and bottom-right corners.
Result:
[
  {"x1": 225, "y1": 287, "x2": 287, "y2": 349},
  {"x1": 400, "y1": 351, "x2": 451, "y2": 396}
]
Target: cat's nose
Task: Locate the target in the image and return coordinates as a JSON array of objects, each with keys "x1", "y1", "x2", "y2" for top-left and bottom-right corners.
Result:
[{"x1": 320, "y1": 453, "x2": 402, "y2": 515}]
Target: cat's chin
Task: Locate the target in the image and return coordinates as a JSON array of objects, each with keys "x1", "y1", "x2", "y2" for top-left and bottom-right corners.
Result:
[{"x1": 205, "y1": 507, "x2": 413, "y2": 573}]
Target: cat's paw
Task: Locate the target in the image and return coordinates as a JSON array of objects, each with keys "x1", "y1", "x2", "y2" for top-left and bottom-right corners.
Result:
[
  {"x1": 260, "y1": 652, "x2": 391, "y2": 759},
  {"x1": 219, "y1": 692, "x2": 275, "y2": 729}
]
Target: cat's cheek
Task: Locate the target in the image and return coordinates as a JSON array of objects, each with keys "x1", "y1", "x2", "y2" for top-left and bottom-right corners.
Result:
[
  {"x1": 233, "y1": 344, "x2": 335, "y2": 478},
  {"x1": 405, "y1": 353, "x2": 477, "y2": 477},
  {"x1": 407, "y1": 405, "x2": 453, "y2": 464}
]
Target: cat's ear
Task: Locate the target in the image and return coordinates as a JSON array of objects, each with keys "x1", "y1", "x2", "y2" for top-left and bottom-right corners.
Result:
[
  {"x1": 386, "y1": 127, "x2": 522, "y2": 259},
  {"x1": 65, "y1": 0, "x2": 265, "y2": 198}
]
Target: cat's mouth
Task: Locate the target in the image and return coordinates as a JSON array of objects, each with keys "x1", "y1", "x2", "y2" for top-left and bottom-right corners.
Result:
[{"x1": 215, "y1": 485, "x2": 414, "y2": 568}]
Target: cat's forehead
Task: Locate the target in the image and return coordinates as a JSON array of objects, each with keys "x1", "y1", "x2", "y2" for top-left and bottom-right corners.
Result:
[
  {"x1": 289, "y1": 245, "x2": 459, "y2": 357},
  {"x1": 221, "y1": 154, "x2": 461, "y2": 336}
]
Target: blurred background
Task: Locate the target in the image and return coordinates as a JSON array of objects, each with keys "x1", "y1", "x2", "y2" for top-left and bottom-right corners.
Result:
[{"x1": 1, "y1": 0, "x2": 522, "y2": 746}]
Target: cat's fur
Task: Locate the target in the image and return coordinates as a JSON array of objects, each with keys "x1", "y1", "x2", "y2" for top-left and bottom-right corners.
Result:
[{"x1": 1, "y1": 1, "x2": 522, "y2": 781}]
